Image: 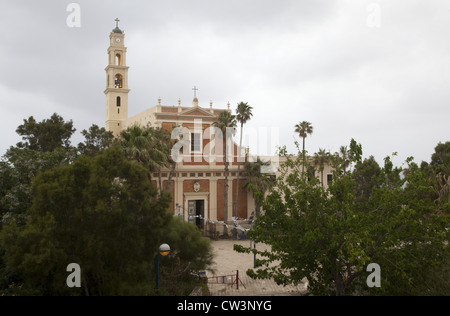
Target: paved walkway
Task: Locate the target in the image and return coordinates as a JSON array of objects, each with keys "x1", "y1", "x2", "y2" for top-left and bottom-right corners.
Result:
[{"x1": 206, "y1": 239, "x2": 308, "y2": 296}]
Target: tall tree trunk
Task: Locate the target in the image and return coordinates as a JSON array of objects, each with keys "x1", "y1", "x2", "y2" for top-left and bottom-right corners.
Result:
[
  {"x1": 255, "y1": 199, "x2": 260, "y2": 219},
  {"x1": 302, "y1": 137, "x2": 306, "y2": 175},
  {"x1": 164, "y1": 161, "x2": 177, "y2": 192},
  {"x1": 321, "y1": 170, "x2": 324, "y2": 188},
  {"x1": 234, "y1": 123, "x2": 244, "y2": 220},
  {"x1": 223, "y1": 161, "x2": 229, "y2": 236},
  {"x1": 158, "y1": 169, "x2": 162, "y2": 196}
]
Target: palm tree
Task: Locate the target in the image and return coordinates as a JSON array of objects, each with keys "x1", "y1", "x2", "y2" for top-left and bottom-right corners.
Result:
[
  {"x1": 338, "y1": 145, "x2": 351, "y2": 174},
  {"x1": 313, "y1": 148, "x2": 330, "y2": 188},
  {"x1": 213, "y1": 110, "x2": 237, "y2": 236},
  {"x1": 242, "y1": 157, "x2": 273, "y2": 219},
  {"x1": 233, "y1": 102, "x2": 253, "y2": 221},
  {"x1": 294, "y1": 121, "x2": 313, "y2": 175},
  {"x1": 120, "y1": 125, "x2": 171, "y2": 192}
]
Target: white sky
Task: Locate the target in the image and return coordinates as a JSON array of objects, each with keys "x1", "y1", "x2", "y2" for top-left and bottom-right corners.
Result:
[{"x1": 1, "y1": 0, "x2": 449, "y2": 166}]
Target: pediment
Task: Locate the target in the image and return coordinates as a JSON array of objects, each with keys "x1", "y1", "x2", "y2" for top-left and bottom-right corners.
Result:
[{"x1": 180, "y1": 107, "x2": 216, "y2": 117}]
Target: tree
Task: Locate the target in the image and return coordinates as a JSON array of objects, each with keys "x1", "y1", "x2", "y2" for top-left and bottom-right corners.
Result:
[
  {"x1": 0, "y1": 147, "x2": 78, "y2": 226},
  {"x1": 1, "y1": 145, "x2": 172, "y2": 295},
  {"x1": 313, "y1": 148, "x2": 330, "y2": 188},
  {"x1": 1, "y1": 115, "x2": 79, "y2": 292},
  {"x1": 349, "y1": 138, "x2": 363, "y2": 165},
  {"x1": 16, "y1": 113, "x2": 76, "y2": 152},
  {"x1": 77, "y1": 124, "x2": 114, "y2": 156},
  {"x1": 352, "y1": 155, "x2": 381, "y2": 210},
  {"x1": 333, "y1": 145, "x2": 351, "y2": 175},
  {"x1": 242, "y1": 157, "x2": 273, "y2": 218},
  {"x1": 235, "y1": 140, "x2": 449, "y2": 296},
  {"x1": 213, "y1": 111, "x2": 237, "y2": 236},
  {"x1": 1, "y1": 114, "x2": 79, "y2": 226},
  {"x1": 424, "y1": 141, "x2": 450, "y2": 204},
  {"x1": 233, "y1": 102, "x2": 253, "y2": 221},
  {"x1": 119, "y1": 124, "x2": 173, "y2": 191},
  {"x1": 294, "y1": 121, "x2": 313, "y2": 175},
  {"x1": 430, "y1": 141, "x2": 450, "y2": 172}
]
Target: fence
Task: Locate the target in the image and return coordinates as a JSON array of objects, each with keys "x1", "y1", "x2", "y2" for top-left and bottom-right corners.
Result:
[{"x1": 207, "y1": 270, "x2": 246, "y2": 290}]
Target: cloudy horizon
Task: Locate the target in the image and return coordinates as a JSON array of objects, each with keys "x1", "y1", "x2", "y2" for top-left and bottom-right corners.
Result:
[{"x1": 1, "y1": 0, "x2": 449, "y2": 167}]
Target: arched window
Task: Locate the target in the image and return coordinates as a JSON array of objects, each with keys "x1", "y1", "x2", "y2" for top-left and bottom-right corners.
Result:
[
  {"x1": 115, "y1": 54, "x2": 122, "y2": 66},
  {"x1": 116, "y1": 96, "x2": 121, "y2": 107},
  {"x1": 114, "y1": 74, "x2": 123, "y2": 88}
]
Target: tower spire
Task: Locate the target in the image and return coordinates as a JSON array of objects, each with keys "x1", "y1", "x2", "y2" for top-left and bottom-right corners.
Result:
[{"x1": 112, "y1": 18, "x2": 123, "y2": 34}]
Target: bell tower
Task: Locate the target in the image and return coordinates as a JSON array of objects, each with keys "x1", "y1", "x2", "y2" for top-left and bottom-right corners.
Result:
[{"x1": 105, "y1": 18, "x2": 130, "y2": 137}]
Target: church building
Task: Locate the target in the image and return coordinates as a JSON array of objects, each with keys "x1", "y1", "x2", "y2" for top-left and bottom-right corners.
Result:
[{"x1": 104, "y1": 20, "x2": 254, "y2": 236}]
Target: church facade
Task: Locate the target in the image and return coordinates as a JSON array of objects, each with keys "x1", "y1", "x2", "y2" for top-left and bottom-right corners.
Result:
[{"x1": 104, "y1": 22, "x2": 254, "y2": 236}]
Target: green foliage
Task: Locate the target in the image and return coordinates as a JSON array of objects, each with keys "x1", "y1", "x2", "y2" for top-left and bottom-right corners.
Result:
[
  {"x1": 77, "y1": 124, "x2": 114, "y2": 157},
  {"x1": 352, "y1": 155, "x2": 381, "y2": 209},
  {"x1": 349, "y1": 138, "x2": 362, "y2": 164},
  {"x1": 0, "y1": 282, "x2": 23, "y2": 296},
  {"x1": 0, "y1": 147, "x2": 78, "y2": 224},
  {"x1": 294, "y1": 121, "x2": 313, "y2": 140},
  {"x1": 235, "y1": 140, "x2": 449, "y2": 296},
  {"x1": 1, "y1": 116, "x2": 110, "y2": 225},
  {"x1": 422, "y1": 141, "x2": 450, "y2": 204},
  {"x1": 242, "y1": 157, "x2": 274, "y2": 218},
  {"x1": 152, "y1": 217, "x2": 214, "y2": 295},
  {"x1": 236, "y1": 102, "x2": 253, "y2": 127},
  {"x1": 16, "y1": 113, "x2": 76, "y2": 152},
  {"x1": 294, "y1": 121, "x2": 313, "y2": 174},
  {"x1": 165, "y1": 217, "x2": 214, "y2": 272},
  {"x1": 1, "y1": 145, "x2": 172, "y2": 295},
  {"x1": 313, "y1": 149, "x2": 331, "y2": 187},
  {"x1": 120, "y1": 124, "x2": 173, "y2": 184},
  {"x1": 1, "y1": 114, "x2": 215, "y2": 295}
]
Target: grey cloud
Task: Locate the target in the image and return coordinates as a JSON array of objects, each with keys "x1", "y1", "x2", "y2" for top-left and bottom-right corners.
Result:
[{"x1": 0, "y1": 0, "x2": 449, "y2": 165}]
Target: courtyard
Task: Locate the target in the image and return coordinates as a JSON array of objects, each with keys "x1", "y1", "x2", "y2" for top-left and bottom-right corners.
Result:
[{"x1": 206, "y1": 239, "x2": 308, "y2": 296}]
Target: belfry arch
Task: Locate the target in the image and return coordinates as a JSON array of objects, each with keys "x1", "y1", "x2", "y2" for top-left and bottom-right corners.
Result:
[
  {"x1": 115, "y1": 53, "x2": 122, "y2": 66},
  {"x1": 114, "y1": 74, "x2": 123, "y2": 88}
]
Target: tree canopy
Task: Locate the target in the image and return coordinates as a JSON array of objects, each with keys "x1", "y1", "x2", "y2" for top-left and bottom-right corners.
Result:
[
  {"x1": 77, "y1": 124, "x2": 114, "y2": 157},
  {"x1": 235, "y1": 140, "x2": 449, "y2": 296},
  {"x1": 1, "y1": 114, "x2": 214, "y2": 296},
  {"x1": 1, "y1": 145, "x2": 173, "y2": 295},
  {"x1": 16, "y1": 113, "x2": 76, "y2": 152}
]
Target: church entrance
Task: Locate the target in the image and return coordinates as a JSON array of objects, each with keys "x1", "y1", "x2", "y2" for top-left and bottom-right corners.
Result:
[{"x1": 188, "y1": 200, "x2": 205, "y2": 230}]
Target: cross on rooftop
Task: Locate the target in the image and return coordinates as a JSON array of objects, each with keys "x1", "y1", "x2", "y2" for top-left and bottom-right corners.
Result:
[{"x1": 192, "y1": 86, "x2": 199, "y2": 98}]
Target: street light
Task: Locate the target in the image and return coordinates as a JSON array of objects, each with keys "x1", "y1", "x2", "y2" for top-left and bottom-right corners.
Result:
[
  {"x1": 159, "y1": 243, "x2": 170, "y2": 257},
  {"x1": 156, "y1": 243, "x2": 170, "y2": 290}
]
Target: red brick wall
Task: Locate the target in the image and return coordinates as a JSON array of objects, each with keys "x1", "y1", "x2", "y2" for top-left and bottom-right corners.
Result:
[{"x1": 161, "y1": 122, "x2": 176, "y2": 133}]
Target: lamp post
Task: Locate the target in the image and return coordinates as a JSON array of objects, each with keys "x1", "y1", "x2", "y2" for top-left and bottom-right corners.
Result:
[{"x1": 156, "y1": 243, "x2": 170, "y2": 290}]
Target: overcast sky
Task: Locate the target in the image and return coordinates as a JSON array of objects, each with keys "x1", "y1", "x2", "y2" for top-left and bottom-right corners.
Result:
[{"x1": 1, "y1": 0, "x2": 449, "y2": 166}]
